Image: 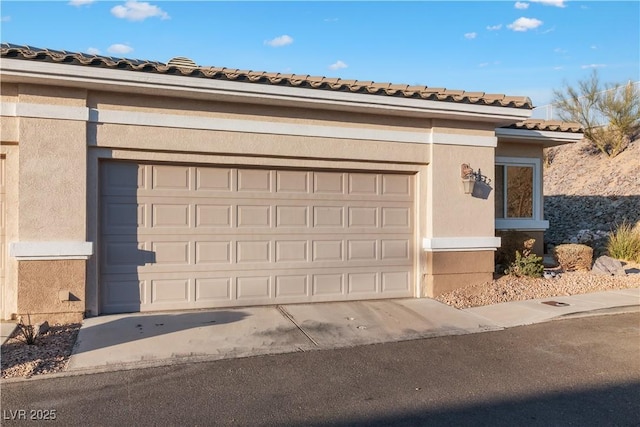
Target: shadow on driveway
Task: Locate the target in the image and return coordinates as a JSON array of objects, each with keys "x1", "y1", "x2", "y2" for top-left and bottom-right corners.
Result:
[{"x1": 72, "y1": 310, "x2": 250, "y2": 355}]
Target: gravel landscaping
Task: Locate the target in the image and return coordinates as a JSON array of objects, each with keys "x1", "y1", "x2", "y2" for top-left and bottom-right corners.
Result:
[
  {"x1": 2, "y1": 323, "x2": 81, "y2": 379},
  {"x1": 435, "y1": 266, "x2": 640, "y2": 309}
]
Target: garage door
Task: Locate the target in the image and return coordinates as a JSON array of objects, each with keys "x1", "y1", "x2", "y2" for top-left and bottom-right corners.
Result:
[{"x1": 100, "y1": 162, "x2": 415, "y2": 313}]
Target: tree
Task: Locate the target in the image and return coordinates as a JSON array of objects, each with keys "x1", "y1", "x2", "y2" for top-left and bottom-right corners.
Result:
[{"x1": 552, "y1": 71, "x2": 640, "y2": 157}]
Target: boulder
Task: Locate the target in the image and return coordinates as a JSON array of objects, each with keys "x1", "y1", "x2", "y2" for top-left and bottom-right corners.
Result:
[
  {"x1": 553, "y1": 244, "x2": 594, "y2": 271},
  {"x1": 592, "y1": 255, "x2": 627, "y2": 276}
]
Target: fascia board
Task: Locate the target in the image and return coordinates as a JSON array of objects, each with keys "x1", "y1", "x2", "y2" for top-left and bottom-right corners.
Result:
[
  {"x1": 1, "y1": 58, "x2": 532, "y2": 123},
  {"x1": 495, "y1": 127, "x2": 584, "y2": 145}
]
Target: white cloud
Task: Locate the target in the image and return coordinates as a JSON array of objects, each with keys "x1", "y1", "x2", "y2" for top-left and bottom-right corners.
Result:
[
  {"x1": 514, "y1": 2, "x2": 529, "y2": 9},
  {"x1": 581, "y1": 64, "x2": 606, "y2": 69},
  {"x1": 68, "y1": 0, "x2": 95, "y2": 6},
  {"x1": 553, "y1": 47, "x2": 567, "y2": 53},
  {"x1": 324, "y1": 18, "x2": 339, "y2": 22},
  {"x1": 329, "y1": 60, "x2": 348, "y2": 70},
  {"x1": 264, "y1": 35, "x2": 293, "y2": 47},
  {"x1": 553, "y1": 66, "x2": 564, "y2": 70},
  {"x1": 478, "y1": 62, "x2": 489, "y2": 67},
  {"x1": 507, "y1": 17, "x2": 543, "y2": 32},
  {"x1": 531, "y1": 0, "x2": 566, "y2": 7},
  {"x1": 464, "y1": 32, "x2": 477, "y2": 40},
  {"x1": 486, "y1": 24, "x2": 502, "y2": 31},
  {"x1": 111, "y1": 1, "x2": 169, "y2": 21},
  {"x1": 590, "y1": 45, "x2": 597, "y2": 50},
  {"x1": 86, "y1": 47, "x2": 100, "y2": 55},
  {"x1": 107, "y1": 43, "x2": 133, "y2": 55},
  {"x1": 1, "y1": 15, "x2": 10, "y2": 22}
]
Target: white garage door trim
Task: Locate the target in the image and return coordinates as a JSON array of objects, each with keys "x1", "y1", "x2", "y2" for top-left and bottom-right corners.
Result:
[{"x1": 100, "y1": 161, "x2": 416, "y2": 313}]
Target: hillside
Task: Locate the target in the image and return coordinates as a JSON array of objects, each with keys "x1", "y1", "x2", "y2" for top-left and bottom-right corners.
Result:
[{"x1": 543, "y1": 138, "x2": 640, "y2": 253}]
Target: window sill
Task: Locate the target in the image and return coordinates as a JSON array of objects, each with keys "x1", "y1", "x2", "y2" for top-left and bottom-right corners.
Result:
[{"x1": 495, "y1": 219, "x2": 549, "y2": 231}]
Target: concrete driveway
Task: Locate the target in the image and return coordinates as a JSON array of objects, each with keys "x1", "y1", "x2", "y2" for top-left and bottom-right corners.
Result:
[{"x1": 65, "y1": 288, "x2": 639, "y2": 374}]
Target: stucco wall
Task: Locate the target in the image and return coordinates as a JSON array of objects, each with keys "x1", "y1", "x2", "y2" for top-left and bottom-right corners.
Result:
[
  {"x1": 17, "y1": 259, "x2": 85, "y2": 323},
  {"x1": 427, "y1": 143, "x2": 495, "y2": 237},
  {"x1": 89, "y1": 91, "x2": 432, "y2": 132},
  {"x1": 92, "y1": 123, "x2": 431, "y2": 165},
  {"x1": 19, "y1": 118, "x2": 87, "y2": 240},
  {"x1": 0, "y1": 147, "x2": 19, "y2": 320},
  {"x1": 425, "y1": 251, "x2": 495, "y2": 296},
  {"x1": 496, "y1": 141, "x2": 543, "y2": 159}
]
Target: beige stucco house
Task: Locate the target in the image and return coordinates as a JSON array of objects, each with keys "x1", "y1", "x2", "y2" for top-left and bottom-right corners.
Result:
[{"x1": 0, "y1": 44, "x2": 582, "y2": 323}]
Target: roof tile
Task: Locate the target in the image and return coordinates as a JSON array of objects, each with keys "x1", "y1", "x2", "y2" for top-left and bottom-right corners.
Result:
[
  {"x1": 0, "y1": 42, "x2": 534, "y2": 109},
  {"x1": 504, "y1": 119, "x2": 583, "y2": 133}
]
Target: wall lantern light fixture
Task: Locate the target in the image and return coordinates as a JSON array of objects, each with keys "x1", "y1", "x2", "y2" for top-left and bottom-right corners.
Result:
[{"x1": 461, "y1": 163, "x2": 491, "y2": 195}]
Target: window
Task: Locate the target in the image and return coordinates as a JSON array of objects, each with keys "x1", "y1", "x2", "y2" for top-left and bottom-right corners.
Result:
[{"x1": 495, "y1": 157, "x2": 548, "y2": 230}]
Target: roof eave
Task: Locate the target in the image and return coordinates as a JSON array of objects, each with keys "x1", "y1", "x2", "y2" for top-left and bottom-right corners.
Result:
[
  {"x1": 0, "y1": 58, "x2": 531, "y2": 124},
  {"x1": 495, "y1": 127, "x2": 584, "y2": 147}
]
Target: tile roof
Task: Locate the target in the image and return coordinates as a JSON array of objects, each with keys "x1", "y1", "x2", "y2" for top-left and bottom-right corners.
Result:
[
  {"x1": 505, "y1": 119, "x2": 583, "y2": 133},
  {"x1": 1, "y1": 43, "x2": 533, "y2": 109}
]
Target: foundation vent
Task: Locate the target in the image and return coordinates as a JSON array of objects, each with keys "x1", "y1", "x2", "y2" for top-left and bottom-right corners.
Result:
[{"x1": 167, "y1": 56, "x2": 197, "y2": 69}]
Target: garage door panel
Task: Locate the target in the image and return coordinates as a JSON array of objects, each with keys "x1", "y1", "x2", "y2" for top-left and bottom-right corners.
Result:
[
  {"x1": 152, "y1": 204, "x2": 191, "y2": 228},
  {"x1": 382, "y1": 271, "x2": 411, "y2": 292},
  {"x1": 151, "y1": 165, "x2": 191, "y2": 190},
  {"x1": 276, "y1": 206, "x2": 308, "y2": 227},
  {"x1": 195, "y1": 277, "x2": 232, "y2": 302},
  {"x1": 195, "y1": 241, "x2": 232, "y2": 264},
  {"x1": 101, "y1": 162, "x2": 144, "y2": 195},
  {"x1": 313, "y1": 172, "x2": 345, "y2": 194},
  {"x1": 347, "y1": 240, "x2": 377, "y2": 261},
  {"x1": 312, "y1": 274, "x2": 344, "y2": 296},
  {"x1": 236, "y1": 240, "x2": 271, "y2": 263},
  {"x1": 151, "y1": 241, "x2": 190, "y2": 265},
  {"x1": 382, "y1": 174, "x2": 412, "y2": 196},
  {"x1": 237, "y1": 169, "x2": 272, "y2": 192},
  {"x1": 237, "y1": 205, "x2": 271, "y2": 227},
  {"x1": 102, "y1": 198, "x2": 145, "y2": 230},
  {"x1": 237, "y1": 276, "x2": 271, "y2": 299},
  {"x1": 276, "y1": 170, "x2": 310, "y2": 193},
  {"x1": 275, "y1": 275, "x2": 309, "y2": 298},
  {"x1": 101, "y1": 162, "x2": 416, "y2": 313},
  {"x1": 275, "y1": 240, "x2": 308, "y2": 262},
  {"x1": 196, "y1": 167, "x2": 234, "y2": 192},
  {"x1": 151, "y1": 278, "x2": 190, "y2": 303},
  {"x1": 348, "y1": 273, "x2": 378, "y2": 294},
  {"x1": 195, "y1": 204, "x2": 232, "y2": 228},
  {"x1": 348, "y1": 173, "x2": 378, "y2": 195}
]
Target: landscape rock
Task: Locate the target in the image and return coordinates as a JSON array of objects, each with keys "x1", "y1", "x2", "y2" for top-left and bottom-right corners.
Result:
[
  {"x1": 544, "y1": 140, "x2": 640, "y2": 253},
  {"x1": 36, "y1": 321, "x2": 50, "y2": 337},
  {"x1": 592, "y1": 255, "x2": 627, "y2": 276}
]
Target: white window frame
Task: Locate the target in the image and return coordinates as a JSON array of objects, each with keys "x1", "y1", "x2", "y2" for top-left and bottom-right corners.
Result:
[{"x1": 495, "y1": 156, "x2": 549, "y2": 231}]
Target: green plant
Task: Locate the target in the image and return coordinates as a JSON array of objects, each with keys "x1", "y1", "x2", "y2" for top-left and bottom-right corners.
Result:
[
  {"x1": 505, "y1": 251, "x2": 544, "y2": 278},
  {"x1": 16, "y1": 314, "x2": 38, "y2": 345},
  {"x1": 607, "y1": 221, "x2": 640, "y2": 262},
  {"x1": 552, "y1": 71, "x2": 640, "y2": 158},
  {"x1": 505, "y1": 238, "x2": 544, "y2": 278}
]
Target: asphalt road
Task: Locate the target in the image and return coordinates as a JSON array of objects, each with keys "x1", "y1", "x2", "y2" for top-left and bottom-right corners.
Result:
[{"x1": 2, "y1": 312, "x2": 639, "y2": 426}]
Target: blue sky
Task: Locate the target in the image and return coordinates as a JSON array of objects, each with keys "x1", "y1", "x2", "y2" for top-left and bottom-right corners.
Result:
[{"x1": 1, "y1": 1, "x2": 638, "y2": 107}]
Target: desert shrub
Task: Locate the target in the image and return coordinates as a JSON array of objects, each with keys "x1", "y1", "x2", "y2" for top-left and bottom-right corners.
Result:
[
  {"x1": 607, "y1": 221, "x2": 640, "y2": 262},
  {"x1": 552, "y1": 71, "x2": 640, "y2": 158},
  {"x1": 16, "y1": 314, "x2": 38, "y2": 345},
  {"x1": 495, "y1": 230, "x2": 537, "y2": 268},
  {"x1": 504, "y1": 238, "x2": 544, "y2": 278},
  {"x1": 505, "y1": 251, "x2": 544, "y2": 278},
  {"x1": 554, "y1": 244, "x2": 594, "y2": 271}
]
